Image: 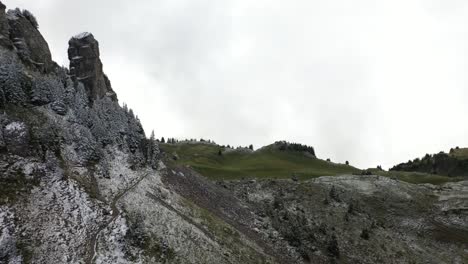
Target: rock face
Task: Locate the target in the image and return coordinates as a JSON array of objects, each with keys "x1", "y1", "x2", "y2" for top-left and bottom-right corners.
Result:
[
  {"x1": 68, "y1": 32, "x2": 117, "y2": 103},
  {"x1": 6, "y1": 8, "x2": 53, "y2": 73},
  {"x1": 0, "y1": 1, "x2": 10, "y2": 48}
]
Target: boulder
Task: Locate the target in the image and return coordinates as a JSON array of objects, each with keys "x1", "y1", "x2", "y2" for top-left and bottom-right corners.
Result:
[
  {"x1": 51, "y1": 101, "x2": 67, "y2": 115},
  {"x1": 68, "y1": 33, "x2": 117, "y2": 103},
  {"x1": 6, "y1": 8, "x2": 53, "y2": 73}
]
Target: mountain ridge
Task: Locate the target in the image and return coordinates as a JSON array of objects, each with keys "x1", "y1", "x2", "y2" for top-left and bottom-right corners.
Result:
[{"x1": 0, "y1": 2, "x2": 466, "y2": 264}]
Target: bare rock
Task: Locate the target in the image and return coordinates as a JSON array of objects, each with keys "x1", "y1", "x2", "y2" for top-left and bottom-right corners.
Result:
[
  {"x1": 68, "y1": 32, "x2": 117, "y2": 103},
  {"x1": 6, "y1": 8, "x2": 53, "y2": 73},
  {"x1": 50, "y1": 101, "x2": 66, "y2": 115},
  {"x1": 0, "y1": 1, "x2": 11, "y2": 48}
]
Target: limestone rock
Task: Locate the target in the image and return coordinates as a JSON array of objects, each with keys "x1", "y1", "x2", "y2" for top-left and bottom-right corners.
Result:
[
  {"x1": 51, "y1": 101, "x2": 67, "y2": 115},
  {"x1": 0, "y1": 1, "x2": 11, "y2": 48},
  {"x1": 6, "y1": 8, "x2": 53, "y2": 73},
  {"x1": 68, "y1": 32, "x2": 117, "y2": 103}
]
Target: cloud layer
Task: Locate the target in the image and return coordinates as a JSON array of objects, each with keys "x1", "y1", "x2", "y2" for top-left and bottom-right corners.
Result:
[{"x1": 6, "y1": 0, "x2": 468, "y2": 168}]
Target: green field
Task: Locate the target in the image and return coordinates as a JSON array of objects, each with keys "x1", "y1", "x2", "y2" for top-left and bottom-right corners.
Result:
[{"x1": 161, "y1": 142, "x2": 464, "y2": 185}]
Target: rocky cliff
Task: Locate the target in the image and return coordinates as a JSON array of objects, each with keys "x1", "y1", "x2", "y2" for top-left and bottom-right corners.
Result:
[
  {"x1": 0, "y1": 2, "x2": 467, "y2": 264},
  {"x1": 68, "y1": 33, "x2": 117, "y2": 103}
]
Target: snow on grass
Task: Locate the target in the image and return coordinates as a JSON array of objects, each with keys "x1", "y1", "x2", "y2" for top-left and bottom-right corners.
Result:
[
  {"x1": 97, "y1": 147, "x2": 143, "y2": 200},
  {"x1": 118, "y1": 168, "x2": 230, "y2": 263},
  {"x1": 5, "y1": 121, "x2": 26, "y2": 133},
  {"x1": 0, "y1": 207, "x2": 23, "y2": 263},
  {"x1": 95, "y1": 216, "x2": 135, "y2": 264},
  {"x1": 19, "y1": 172, "x2": 108, "y2": 263}
]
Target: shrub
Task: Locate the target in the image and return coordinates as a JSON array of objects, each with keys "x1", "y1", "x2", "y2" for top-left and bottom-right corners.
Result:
[
  {"x1": 361, "y1": 170, "x2": 372, "y2": 175},
  {"x1": 327, "y1": 235, "x2": 340, "y2": 258},
  {"x1": 291, "y1": 173, "x2": 298, "y2": 182},
  {"x1": 360, "y1": 229, "x2": 370, "y2": 240},
  {"x1": 274, "y1": 141, "x2": 315, "y2": 156}
]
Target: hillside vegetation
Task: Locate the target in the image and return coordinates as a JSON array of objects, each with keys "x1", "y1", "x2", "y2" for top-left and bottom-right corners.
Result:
[
  {"x1": 391, "y1": 147, "x2": 468, "y2": 178},
  {"x1": 161, "y1": 142, "x2": 359, "y2": 181},
  {"x1": 160, "y1": 142, "x2": 463, "y2": 184}
]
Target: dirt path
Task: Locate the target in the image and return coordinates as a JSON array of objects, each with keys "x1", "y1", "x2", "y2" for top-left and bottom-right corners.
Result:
[{"x1": 86, "y1": 173, "x2": 150, "y2": 264}]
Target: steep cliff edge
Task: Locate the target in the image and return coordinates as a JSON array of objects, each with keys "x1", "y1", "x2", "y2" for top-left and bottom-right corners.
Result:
[
  {"x1": 0, "y1": 2, "x2": 159, "y2": 262},
  {"x1": 68, "y1": 33, "x2": 117, "y2": 103},
  {"x1": 0, "y1": 2, "x2": 467, "y2": 264}
]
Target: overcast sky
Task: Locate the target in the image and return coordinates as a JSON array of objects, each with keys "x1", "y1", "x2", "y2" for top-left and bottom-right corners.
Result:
[{"x1": 6, "y1": 0, "x2": 468, "y2": 169}]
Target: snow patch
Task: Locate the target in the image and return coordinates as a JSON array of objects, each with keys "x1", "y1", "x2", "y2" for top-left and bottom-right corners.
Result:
[
  {"x1": 5, "y1": 121, "x2": 26, "y2": 132},
  {"x1": 73, "y1": 32, "x2": 92, "y2": 39},
  {"x1": 77, "y1": 75, "x2": 90, "y2": 81}
]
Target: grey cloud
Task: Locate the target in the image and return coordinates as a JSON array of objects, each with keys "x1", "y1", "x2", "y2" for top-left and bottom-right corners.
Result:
[{"x1": 6, "y1": 0, "x2": 468, "y2": 168}]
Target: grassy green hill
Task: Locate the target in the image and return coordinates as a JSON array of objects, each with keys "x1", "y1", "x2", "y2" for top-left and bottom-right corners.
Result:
[
  {"x1": 161, "y1": 142, "x2": 359, "y2": 181},
  {"x1": 160, "y1": 142, "x2": 464, "y2": 184}
]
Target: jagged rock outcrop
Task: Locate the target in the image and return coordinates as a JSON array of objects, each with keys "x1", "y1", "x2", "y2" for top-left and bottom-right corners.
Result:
[
  {"x1": 0, "y1": 2, "x2": 163, "y2": 262},
  {"x1": 68, "y1": 32, "x2": 117, "y2": 103},
  {"x1": 6, "y1": 7, "x2": 53, "y2": 73},
  {"x1": 0, "y1": 1, "x2": 11, "y2": 48}
]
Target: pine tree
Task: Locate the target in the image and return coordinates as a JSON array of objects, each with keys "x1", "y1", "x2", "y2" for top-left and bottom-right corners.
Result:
[
  {"x1": 249, "y1": 144, "x2": 254, "y2": 150},
  {"x1": 161, "y1": 137, "x2": 165, "y2": 143}
]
